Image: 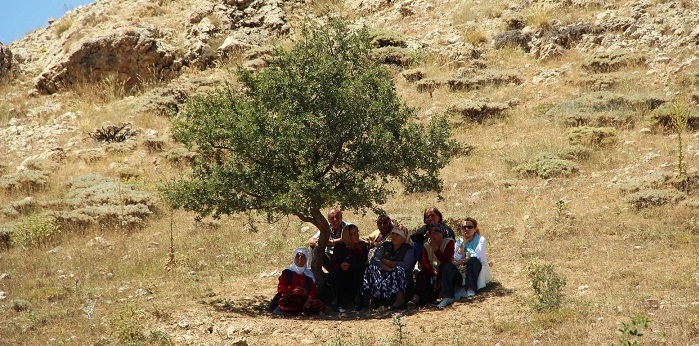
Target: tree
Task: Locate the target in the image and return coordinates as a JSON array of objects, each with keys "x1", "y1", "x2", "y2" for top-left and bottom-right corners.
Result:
[{"x1": 163, "y1": 19, "x2": 456, "y2": 291}]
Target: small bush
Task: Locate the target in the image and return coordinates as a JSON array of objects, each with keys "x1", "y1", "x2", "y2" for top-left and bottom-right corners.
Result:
[
  {"x1": 513, "y1": 155, "x2": 580, "y2": 179},
  {"x1": 582, "y1": 50, "x2": 646, "y2": 73},
  {"x1": 50, "y1": 174, "x2": 159, "y2": 231},
  {"x1": 566, "y1": 126, "x2": 617, "y2": 146},
  {"x1": 4, "y1": 197, "x2": 40, "y2": 216},
  {"x1": 90, "y1": 124, "x2": 137, "y2": 143},
  {"x1": 141, "y1": 137, "x2": 167, "y2": 153},
  {"x1": 415, "y1": 78, "x2": 442, "y2": 95},
  {"x1": 401, "y1": 68, "x2": 425, "y2": 82},
  {"x1": 163, "y1": 147, "x2": 197, "y2": 167},
  {"x1": 546, "y1": 91, "x2": 665, "y2": 128},
  {"x1": 493, "y1": 30, "x2": 532, "y2": 51},
  {"x1": 371, "y1": 46, "x2": 414, "y2": 67},
  {"x1": 10, "y1": 299, "x2": 33, "y2": 312},
  {"x1": 449, "y1": 101, "x2": 510, "y2": 123},
  {"x1": 369, "y1": 28, "x2": 407, "y2": 48},
  {"x1": 626, "y1": 189, "x2": 686, "y2": 209},
  {"x1": 11, "y1": 214, "x2": 61, "y2": 248},
  {"x1": 110, "y1": 305, "x2": 146, "y2": 345},
  {"x1": 0, "y1": 170, "x2": 50, "y2": 194},
  {"x1": 556, "y1": 145, "x2": 593, "y2": 161},
  {"x1": 527, "y1": 261, "x2": 567, "y2": 311},
  {"x1": 646, "y1": 102, "x2": 699, "y2": 134}
]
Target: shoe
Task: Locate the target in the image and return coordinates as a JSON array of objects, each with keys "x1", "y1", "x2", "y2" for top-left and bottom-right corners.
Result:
[
  {"x1": 454, "y1": 287, "x2": 466, "y2": 300},
  {"x1": 272, "y1": 307, "x2": 283, "y2": 315},
  {"x1": 388, "y1": 302, "x2": 405, "y2": 311},
  {"x1": 466, "y1": 289, "x2": 476, "y2": 298},
  {"x1": 437, "y1": 297, "x2": 455, "y2": 309},
  {"x1": 407, "y1": 299, "x2": 418, "y2": 308},
  {"x1": 332, "y1": 304, "x2": 346, "y2": 313}
]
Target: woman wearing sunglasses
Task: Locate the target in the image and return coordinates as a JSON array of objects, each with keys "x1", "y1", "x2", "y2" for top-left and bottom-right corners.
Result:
[{"x1": 452, "y1": 217, "x2": 491, "y2": 301}]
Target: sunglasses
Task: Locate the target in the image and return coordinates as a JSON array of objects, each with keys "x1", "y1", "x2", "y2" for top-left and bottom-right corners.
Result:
[{"x1": 461, "y1": 225, "x2": 475, "y2": 230}]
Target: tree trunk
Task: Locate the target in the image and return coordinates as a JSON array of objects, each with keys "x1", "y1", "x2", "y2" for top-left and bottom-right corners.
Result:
[{"x1": 310, "y1": 209, "x2": 330, "y2": 298}]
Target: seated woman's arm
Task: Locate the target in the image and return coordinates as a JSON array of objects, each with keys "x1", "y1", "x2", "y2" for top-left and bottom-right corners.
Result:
[
  {"x1": 394, "y1": 246, "x2": 414, "y2": 271},
  {"x1": 472, "y1": 236, "x2": 487, "y2": 262},
  {"x1": 370, "y1": 245, "x2": 385, "y2": 266}
]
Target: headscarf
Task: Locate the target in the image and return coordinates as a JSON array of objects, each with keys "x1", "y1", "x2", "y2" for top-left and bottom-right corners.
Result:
[
  {"x1": 390, "y1": 224, "x2": 413, "y2": 246},
  {"x1": 288, "y1": 247, "x2": 316, "y2": 283},
  {"x1": 340, "y1": 223, "x2": 360, "y2": 251}
]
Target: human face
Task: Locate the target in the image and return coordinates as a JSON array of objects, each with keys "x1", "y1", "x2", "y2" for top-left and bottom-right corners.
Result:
[
  {"x1": 424, "y1": 209, "x2": 440, "y2": 224},
  {"x1": 377, "y1": 217, "x2": 391, "y2": 234},
  {"x1": 391, "y1": 232, "x2": 405, "y2": 248},
  {"x1": 461, "y1": 221, "x2": 477, "y2": 241},
  {"x1": 294, "y1": 252, "x2": 307, "y2": 267},
  {"x1": 429, "y1": 228, "x2": 444, "y2": 241},
  {"x1": 349, "y1": 226, "x2": 360, "y2": 244},
  {"x1": 328, "y1": 209, "x2": 342, "y2": 230}
]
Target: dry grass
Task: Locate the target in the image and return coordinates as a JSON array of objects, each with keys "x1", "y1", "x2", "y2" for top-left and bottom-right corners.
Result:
[{"x1": 2, "y1": 1, "x2": 699, "y2": 345}]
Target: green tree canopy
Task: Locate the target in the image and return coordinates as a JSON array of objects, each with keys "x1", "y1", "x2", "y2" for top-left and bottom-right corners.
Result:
[{"x1": 163, "y1": 19, "x2": 456, "y2": 278}]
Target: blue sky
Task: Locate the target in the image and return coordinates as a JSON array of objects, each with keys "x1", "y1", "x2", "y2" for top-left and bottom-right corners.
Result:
[{"x1": 0, "y1": 0, "x2": 96, "y2": 44}]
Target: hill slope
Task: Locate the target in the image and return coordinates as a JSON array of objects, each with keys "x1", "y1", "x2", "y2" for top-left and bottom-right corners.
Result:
[{"x1": 1, "y1": 0, "x2": 699, "y2": 345}]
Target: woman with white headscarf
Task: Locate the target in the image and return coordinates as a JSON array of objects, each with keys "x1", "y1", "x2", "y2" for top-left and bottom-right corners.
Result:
[
  {"x1": 269, "y1": 247, "x2": 325, "y2": 316},
  {"x1": 361, "y1": 223, "x2": 414, "y2": 310}
]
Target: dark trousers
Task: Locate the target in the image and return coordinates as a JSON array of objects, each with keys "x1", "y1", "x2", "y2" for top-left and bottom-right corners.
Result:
[
  {"x1": 413, "y1": 269, "x2": 438, "y2": 305},
  {"x1": 440, "y1": 262, "x2": 461, "y2": 299},
  {"x1": 330, "y1": 264, "x2": 366, "y2": 305},
  {"x1": 462, "y1": 257, "x2": 482, "y2": 291}
]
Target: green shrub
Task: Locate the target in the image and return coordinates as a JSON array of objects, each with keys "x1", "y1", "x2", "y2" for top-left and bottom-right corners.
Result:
[
  {"x1": 546, "y1": 91, "x2": 665, "y2": 128},
  {"x1": 448, "y1": 100, "x2": 510, "y2": 123},
  {"x1": 527, "y1": 261, "x2": 566, "y2": 311},
  {"x1": 647, "y1": 101, "x2": 699, "y2": 134},
  {"x1": 50, "y1": 174, "x2": 159, "y2": 231},
  {"x1": 626, "y1": 189, "x2": 686, "y2": 209},
  {"x1": 368, "y1": 28, "x2": 407, "y2": 48},
  {"x1": 513, "y1": 157, "x2": 579, "y2": 179},
  {"x1": 446, "y1": 71, "x2": 523, "y2": 94},
  {"x1": 616, "y1": 315, "x2": 649, "y2": 346},
  {"x1": 371, "y1": 46, "x2": 414, "y2": 67},
  {"x1": 556, "y1": 145, "x2": 593, "y2": 161},
  {"x1": 110, "y1": 305, "x2": 146, "y2": 346},
  {"x1": 10, "y1": 299, "x2": 33, "y2": 312},
  {"x1": 11, "y1": 214, "x2": 61, "y2": 248},
  {"x1": 162, "y1": 147, "x2": 197, "y2": 167},
  {"x1": 0, "y1": 170, "x2": 50, "y2": 193},
  {"x1": 566, "y1": 126, "x2": 617, "y2": 146},
  {"x1": 581, "y1": 50, "x2": 646, "y2": 73}
]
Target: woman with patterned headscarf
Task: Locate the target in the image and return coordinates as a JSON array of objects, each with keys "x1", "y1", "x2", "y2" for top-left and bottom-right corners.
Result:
[
  {"x1": 361, "y1": 223, "x2": 414, "y2": 310},
  {"x1": 269, "y1": 248, "x2": 325, "y2": 316}
]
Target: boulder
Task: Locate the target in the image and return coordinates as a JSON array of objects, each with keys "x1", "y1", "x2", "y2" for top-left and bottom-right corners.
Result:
[{"x1": 35, "y1": 27, "x2": 180, "y2": 94}]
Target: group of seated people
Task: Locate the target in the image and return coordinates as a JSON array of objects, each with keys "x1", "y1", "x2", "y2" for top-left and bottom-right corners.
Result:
[{"x1": 269, "y1": 206, "x2": 492, "y2": 316}]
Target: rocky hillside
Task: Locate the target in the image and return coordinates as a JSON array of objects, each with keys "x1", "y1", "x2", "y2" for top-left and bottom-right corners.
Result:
[
  {"x1": 1, "y1": 0, "x2": 699, "y2": 165},
  {"x1": 2, "y1": 0, "x2": 699, "y2": 345}
]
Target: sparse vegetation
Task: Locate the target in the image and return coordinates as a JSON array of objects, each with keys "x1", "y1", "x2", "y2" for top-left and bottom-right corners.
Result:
[
  {"x1": 2, "y1": 0, "x2": 699, "y2": 345},
  {"x1": 527, "y1": 261, "x2": 567, "y2": 312}
]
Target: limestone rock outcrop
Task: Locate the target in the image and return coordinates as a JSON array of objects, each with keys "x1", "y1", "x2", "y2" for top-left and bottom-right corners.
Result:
[{"x1": 34, "y1": 27, "x2": 179, "y2": 94}]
